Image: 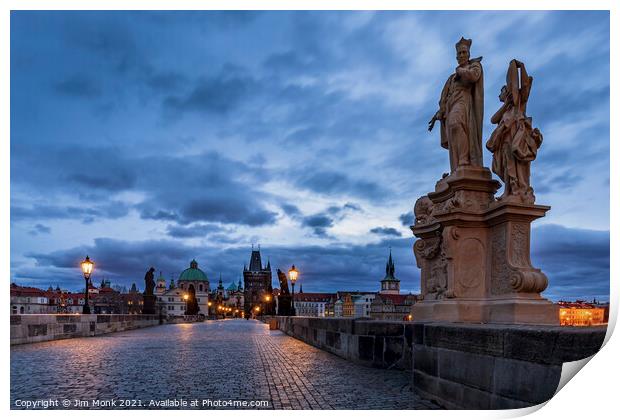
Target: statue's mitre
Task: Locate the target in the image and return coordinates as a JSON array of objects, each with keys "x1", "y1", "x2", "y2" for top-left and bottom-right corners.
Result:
[{"x1": 455, "y1": 37, "x2": 472, "y2": 49}]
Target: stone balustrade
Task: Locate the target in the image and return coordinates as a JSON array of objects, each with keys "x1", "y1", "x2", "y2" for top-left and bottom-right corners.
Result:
[
  {"x1": 10, "y1": 314, "x2": 161, "y2": 345},
  {"x1": 268, "y1": 316, "x2": 606, "y2": 409}
]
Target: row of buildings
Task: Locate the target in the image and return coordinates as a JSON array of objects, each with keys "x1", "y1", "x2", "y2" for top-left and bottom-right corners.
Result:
[
  {"x1": 10, "y1": 247, "x2": 610, "y2": 325},
  {"x1": 273, "y1": 251, "x2": 416, "y2": 320},
  {"x1": 9, "y1": 249, "x2": 414, "y2": 320},
  {"x1": 10, "y1": 280, "x2": 143, "y2": 315}
]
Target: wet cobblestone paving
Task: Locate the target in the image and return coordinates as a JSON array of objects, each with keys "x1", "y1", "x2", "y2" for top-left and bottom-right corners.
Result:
[{"x1": 11, "y1": 319, "x2": 439, "y2": 409}]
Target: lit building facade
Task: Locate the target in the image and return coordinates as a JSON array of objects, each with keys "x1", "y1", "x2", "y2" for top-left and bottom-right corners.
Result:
[
  {"x1": 370, "y1": 293, "x2": 416, "y2": 320},
  {"x1": 558, "y1": 301, "x2": 608, "y2": 326},
  {"x1": 10, "y1": 285, "x2": 50, "y2": 314},
  {"x1": 293, "y1": 293, "x2": 336, "y2": 317},
  {"x1": 339, "y1": 292, "x2": 375, "y2": 318}
]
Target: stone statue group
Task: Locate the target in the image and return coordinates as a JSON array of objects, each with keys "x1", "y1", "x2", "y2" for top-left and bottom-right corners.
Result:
[
  {"x1": 428, "y1": 37, "x2": 542, "y2": 205},
  {"x1": 411, "y1": 37, "x2": 555, "y2": 324}
]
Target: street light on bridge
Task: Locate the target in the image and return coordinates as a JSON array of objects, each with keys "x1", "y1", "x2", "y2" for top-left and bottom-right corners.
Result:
[
  {"x1": 288, "y1": 265, "x2": 298, "y2": 316},
  {"x1": 80, "y1": 256, "x2": 94, "y2": 314}
]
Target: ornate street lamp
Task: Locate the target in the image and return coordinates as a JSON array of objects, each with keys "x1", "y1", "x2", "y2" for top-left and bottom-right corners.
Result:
[
  {"x1": 288, "y1": 265, "x2": 298, "y2": 316},
  {"x1": 80, "y1": 256, "x2": 94, "y2": 314}
]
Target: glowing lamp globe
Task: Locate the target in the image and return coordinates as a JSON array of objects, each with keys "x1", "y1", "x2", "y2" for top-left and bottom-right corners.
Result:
[
  {"x1": 81, "y1": 256, "x2": 94, "y2": 280},
  {"x1": 288, "y1": 265, "x2": 298, "y2": 284}
]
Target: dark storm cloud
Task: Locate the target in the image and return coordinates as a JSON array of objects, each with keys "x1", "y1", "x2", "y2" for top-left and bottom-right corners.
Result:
[
  {"x1": 54, "y1": 74, "x2": 102, "y2": 98},
  {"x1": 263, "y1": 50, "x2": 311, "y2": 73},
  {"x1": 529, "y1": 84, "x2": 609, "y2": 124},
  {"x1": 11, "y1": 144, "x2": 136, "y2": 194},
  {"x1": 163, "y1": 73, "x2": 254, "y2": 115},
  {"x1": 325, "y1": 203, "x2": 363, "y2": 215},
  {"x1": 68, "y1": 171, "x2": 136, "y2": 191},
  {"x1": 28, "y1": 224, "x2": 51, "y2": 236},
  {"x1": 280, "y1": 203, "x2": 302, "y2": 217},
  {"x1": 12, "y1": 202, "x2": 130, "y2": 223},
  {"x1": 139, "y1": 196, "x2": 278, "y2": 228},
  {"x1": 64, "y1": 14, "x2": 145, "y2": 75},
  {"x1": 532, "y1": 224, "x2": 609, "y2": 301},
  {"x1": 139, "y1": 10, "x2": 259, "y2": 27},
  {"x1": 165, "y1": 223, "x2": 229, "y2": 239},
  {"x1": 12, "y1": 144, "x2": 278, "y2": 227},
  {"x1": 140, "y1": 209, "x2": 178, "y2": 222},
  {"x1": 179, "y1": 197, "x2": 278, "y2": 226},
  {"x1": 370, "y1": 227, "x2": 402, "y2": 237},
  {"x1": 296, "y1": 203, "x2": 363, "y2": 237},
  {"x1": 132, "y1": 151, "x2": 278, "y2": 227},
  {"x1": 343, "y1": 202, "x2": 362, "y2": 212},
  {"x1": 295, "y1": 170, "x2": 389, "y2": 201},
  {"x1": 399, "y1": 211, "x2": 414, "y2": 227},
  {"x1": 26, "y1": 238, "x2": 197, "y2": 283},
  {"x1": 145, "y1": 71, "x2": 187, "y2": 93},
  {"x1": 301, "y1": 214, "x2": 334, "y2": 238}
]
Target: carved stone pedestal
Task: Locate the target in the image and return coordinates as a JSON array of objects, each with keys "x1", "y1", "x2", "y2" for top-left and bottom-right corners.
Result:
[{"x1": 411, "y1": 167, "x2": 557, "y2": 325}]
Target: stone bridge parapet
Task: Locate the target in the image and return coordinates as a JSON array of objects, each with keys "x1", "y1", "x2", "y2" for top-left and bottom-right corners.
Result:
[
  {"x1": 10, "y1": 314, "x2": 160, "y2": 345},
  {"x1": 267, "y1": 316, "x2": 606, "y2": 409}
]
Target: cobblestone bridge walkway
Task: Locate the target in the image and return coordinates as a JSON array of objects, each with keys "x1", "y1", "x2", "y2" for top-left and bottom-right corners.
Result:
[{"x1": 11, "y1": 319, "x2": 438, "y2": 409}]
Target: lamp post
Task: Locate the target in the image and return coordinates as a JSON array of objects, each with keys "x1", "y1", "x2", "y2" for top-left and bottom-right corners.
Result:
[
  {"x1": 288, "y1": 265, "x2": 298, "y2": 316},
  {"x1": 80, "y1": 256, "x2": 94, "y2": 314}
]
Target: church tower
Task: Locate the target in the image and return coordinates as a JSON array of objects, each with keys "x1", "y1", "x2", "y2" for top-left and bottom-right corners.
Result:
[
  {"x1": 155, "y1": 271, "x2": 167, "y2": 295},
  {"x1": 380, "y1": 250, "x2": 400, "y2": 295},
  {"x1": 243, "y1": 245, "x2": 273, "y2": 317}
]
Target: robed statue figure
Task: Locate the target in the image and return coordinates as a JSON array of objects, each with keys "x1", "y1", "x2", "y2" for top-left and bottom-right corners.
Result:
[
  {"x1": 144, "y1": 267, "x2": 155, "y2": 296},
  {"x1": 486, "y1": 59, "x2": 542, "y2": 204},
  {"x1": 429, "y1": 37, "x2": 484, "y2": 173}
]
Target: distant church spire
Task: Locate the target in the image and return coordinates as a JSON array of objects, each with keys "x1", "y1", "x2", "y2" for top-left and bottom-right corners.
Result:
[{"x1": 381, "y1": 248, "x2": 400, "y2": 294}]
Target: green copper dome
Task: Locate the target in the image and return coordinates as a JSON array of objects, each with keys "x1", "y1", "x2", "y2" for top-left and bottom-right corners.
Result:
[{"x1": 178, "y1": 259, "x2": 209, "y2": 282}]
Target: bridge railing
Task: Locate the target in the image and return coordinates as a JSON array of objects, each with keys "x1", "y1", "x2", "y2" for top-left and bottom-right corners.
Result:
[
  {"x1": 10, "y1": 314, "x2": 160, "y2": 345},
  {"x1": 268, "y1": 315, "x2": 606, "y2": 409}
]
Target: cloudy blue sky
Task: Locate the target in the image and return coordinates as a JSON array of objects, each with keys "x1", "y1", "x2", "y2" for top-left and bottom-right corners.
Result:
[{"x1": 10, "y1": 11, "x2": 609, "y2": 301}]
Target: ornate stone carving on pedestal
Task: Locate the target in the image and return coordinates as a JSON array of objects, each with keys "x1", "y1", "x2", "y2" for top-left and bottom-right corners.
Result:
[{"x1": 413, "y1": 44, "x2": 557, "y2": 325}]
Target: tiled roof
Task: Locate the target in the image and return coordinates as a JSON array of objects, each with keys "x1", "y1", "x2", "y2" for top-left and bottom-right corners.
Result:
[
  {"x1": 10, "y1": 285, "x2": 48, "y2": 297},
  {"x1": 375, "y1": 293, "x2": 414, "y2": 305},
  {"x1": 295, "y1": 293, "x2": 336, "y2": 302},
  {"x1": 557, "y1": 301, "x2": 605, "y2": 309}
]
